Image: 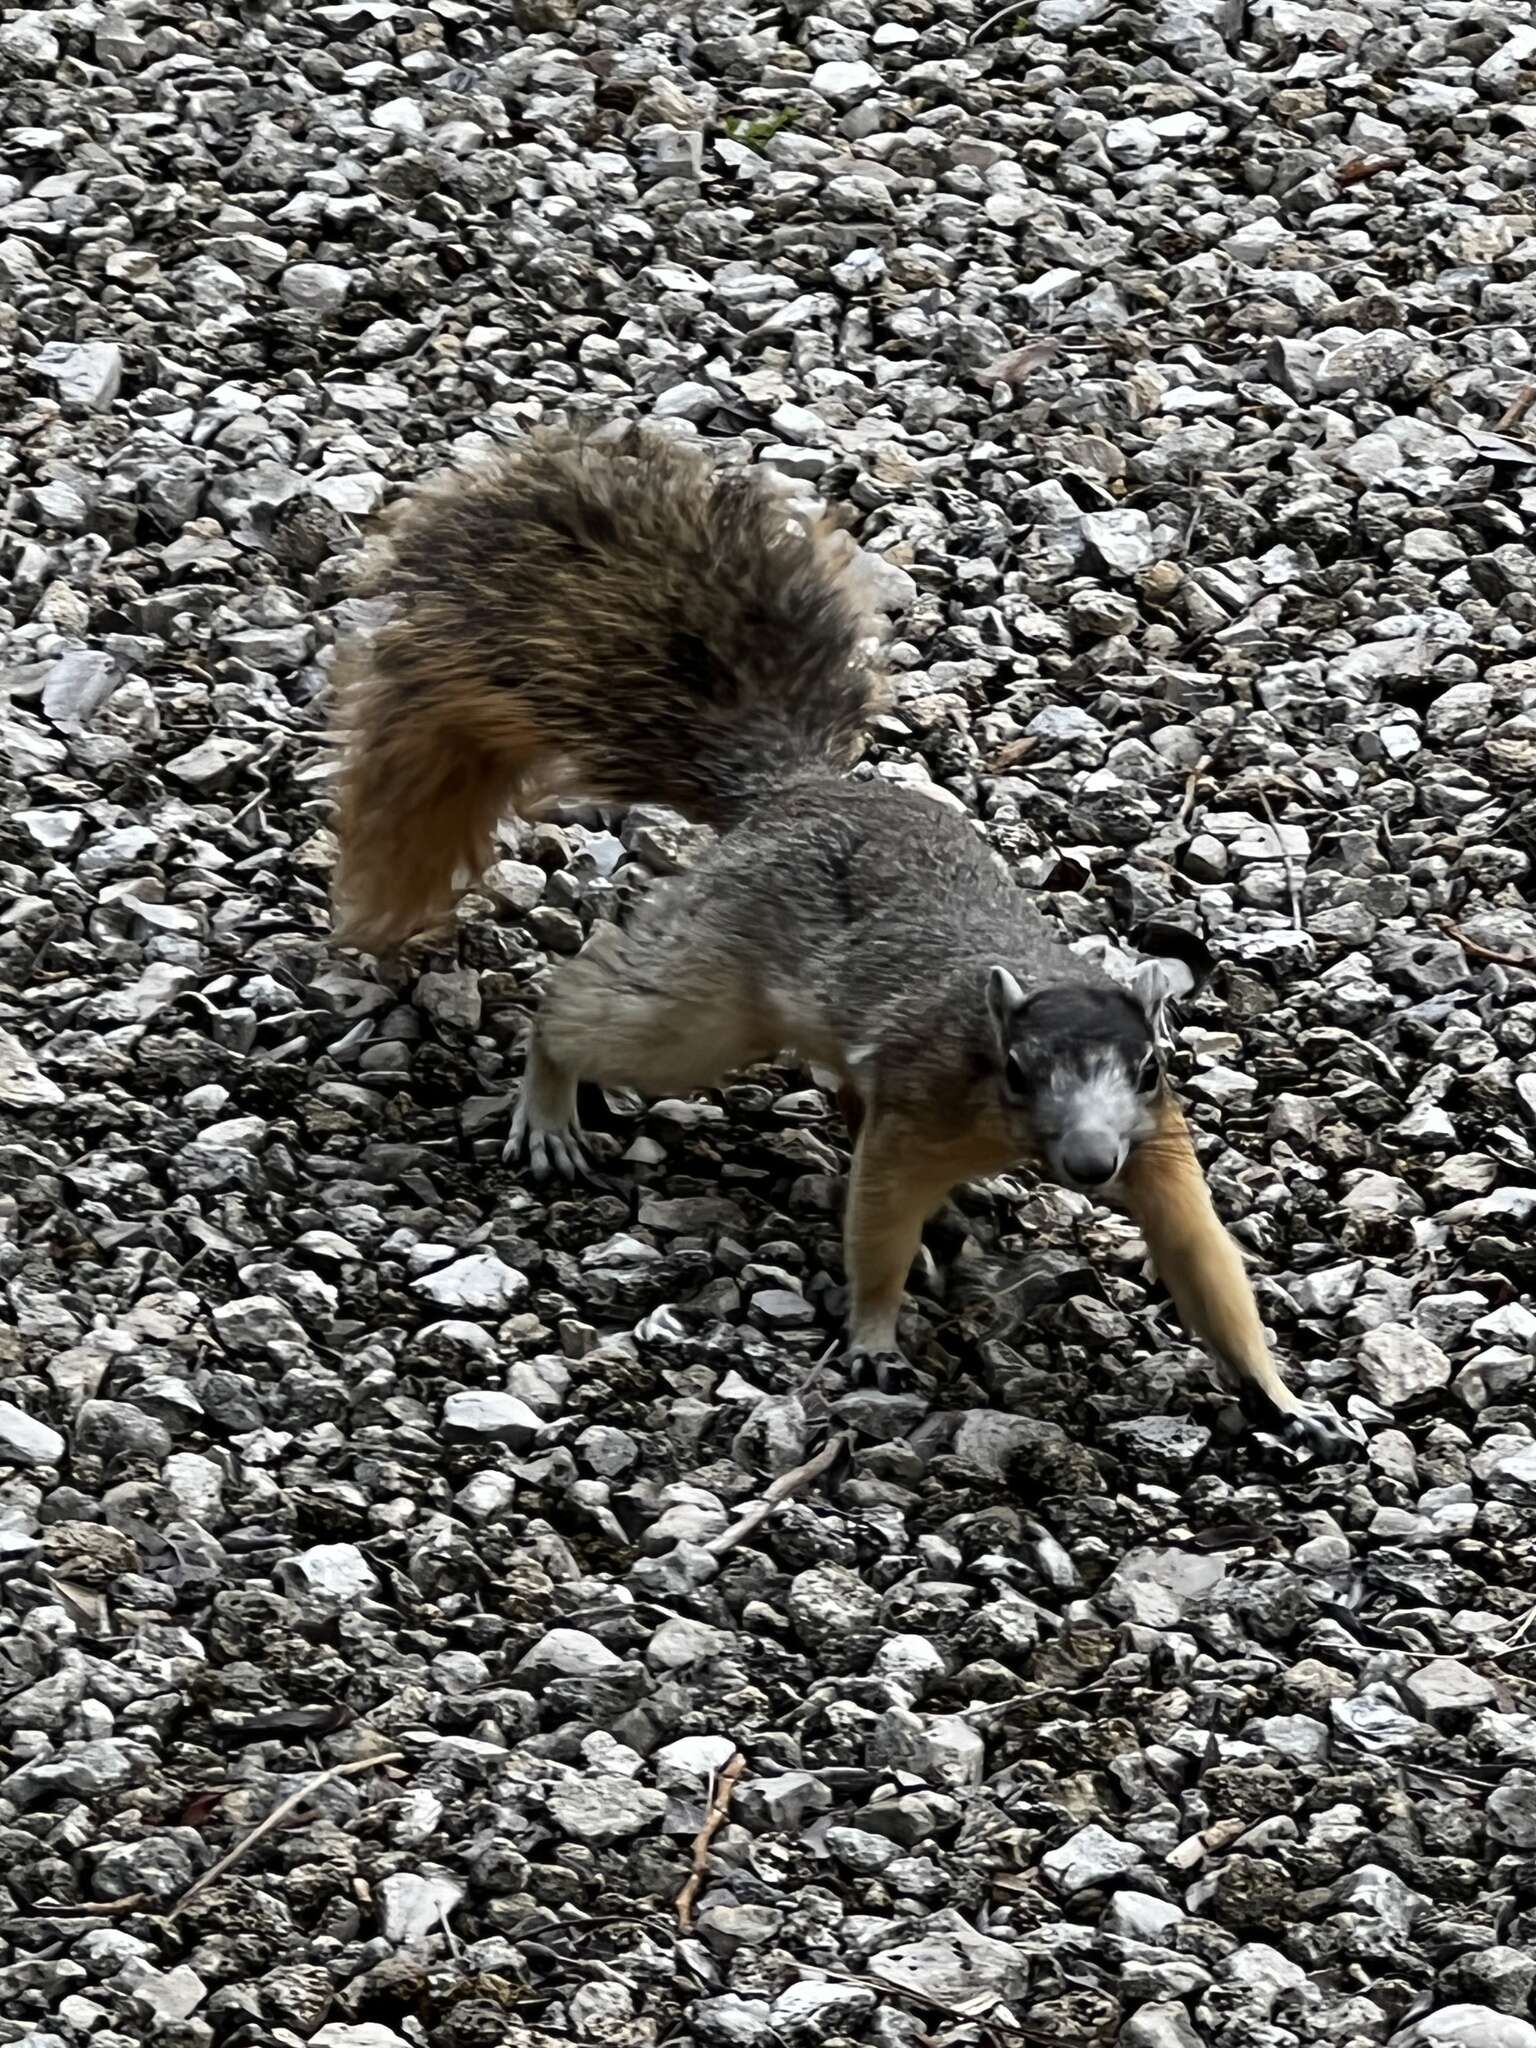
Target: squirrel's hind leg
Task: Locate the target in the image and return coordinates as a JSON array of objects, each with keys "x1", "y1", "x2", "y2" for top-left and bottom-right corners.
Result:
[{"x1": 506, "y1": 917, "x2": 779, "y2": 1181}]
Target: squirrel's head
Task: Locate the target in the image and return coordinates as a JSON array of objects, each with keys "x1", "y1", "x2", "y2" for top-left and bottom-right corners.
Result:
[{"x1": 987, "y1": 935, "x2": 1210, "y2": 1190}]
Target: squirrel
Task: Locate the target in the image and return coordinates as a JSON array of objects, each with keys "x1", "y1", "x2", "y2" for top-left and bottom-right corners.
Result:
[{"x1": 331, "y1": 425, "x2": 1359, "y2": 1461}]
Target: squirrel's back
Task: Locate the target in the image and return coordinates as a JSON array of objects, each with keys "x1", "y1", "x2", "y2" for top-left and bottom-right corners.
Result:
[{"x1": 330, "y1": 427, "x2": 886, "y2": 951}]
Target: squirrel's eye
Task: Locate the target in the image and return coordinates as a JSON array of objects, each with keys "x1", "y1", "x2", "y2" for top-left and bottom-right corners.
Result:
[
  {"x1": 1136, "y1": 1054, "x2": 1161, "y2": 1094},
  {"x1": 1005, "y1": 1050, "x2": 1031, "y2": 1096}
]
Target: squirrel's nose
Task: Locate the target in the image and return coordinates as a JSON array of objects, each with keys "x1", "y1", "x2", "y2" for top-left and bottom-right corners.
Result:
[{"x1": 1059, "y1": 1136, "x2": 1120, "y2": 1188}]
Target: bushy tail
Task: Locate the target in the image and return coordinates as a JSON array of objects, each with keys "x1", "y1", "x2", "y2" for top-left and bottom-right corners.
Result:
[{"x1": 330, "y1": 427, "x2": 886, "y2": 952}]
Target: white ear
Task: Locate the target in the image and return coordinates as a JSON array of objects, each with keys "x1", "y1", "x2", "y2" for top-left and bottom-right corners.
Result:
[
  {"x1": 1132, "y1": 958, "x2": 1193, "y2": 1047},
  {"x1": 987, "y1": 965, "x2": 1026, "y2": 1042}
]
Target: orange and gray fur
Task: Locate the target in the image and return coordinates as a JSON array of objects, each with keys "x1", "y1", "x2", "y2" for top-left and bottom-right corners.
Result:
[{"x1": 331, "y1": 427, "x2": 1358, "y2": 1460}]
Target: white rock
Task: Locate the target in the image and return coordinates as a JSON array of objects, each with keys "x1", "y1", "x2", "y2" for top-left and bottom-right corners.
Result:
[
  {"x1": 163, "y1": 1453, "x2": 225, "y2": 1524},
  {"x1": 0, "y1": 1400, "x2": 65, "y2": 1468},
  {"x1": 652, "y1": 380, "x2": 719, "y2": 421},
  {"x1": 0, "y1": 1029, "x2": 63, "y2": 1110},
  {"x1": 1122, "y1": 2007, "x2": 1202, "y2": 2048},
  {"x1": 314, "y1": 2028, "x2": 412, "y2": 2048},
  {"x1": 1332, "y1": 1863, "x2": 1430, "y2": 1934},
  {"x1": 40, "y1": 649, "x2": 123, "y2": 727},
  {"x1": 279, "y1": 1543, "x2": 378, "y2": 1609},
  {"x1": 1081, "y1": 508, "x2": 1157, "y2": 573},
  {"x1": 872, "y1": 1633, "x2": 948, "y2": 1699},
  {"x1": 653, "y1": 1734, "x2": 739, "y2": 1786},
  {"x1": 413, "y1": 1252, "x2": 529, "y2": 1313},
  {"x1": 280, "y1": 261, "x2": 354, "y2": 314},
  {"x1": 165, "y1": 735, "x2": 262, "y2": 790},
  {"x1": 514, "y1": 1628, "x2": 623, "y2": 1680},
  {"x1": 811, "y1": 59, "x2": 882, "y2": 105},
  {"x1": 441, "y1": 1391, "x2": 542, "y2": 1447},
  {"x1": 646, "y1": 1617, "x2": 735, "y2": 1668},
  {"x1": 1390, "y1": 2008, "x2": 1536, "y2": 2048},
  {"x1": 1104, "y1": 115, "x2": 1162, "y2": 163},
  {"x1": 371, "y1": 95, "x2": 426, "y2": 136},
  {"x1": 1101, "y1": 1892, "x2": 1185, "y2": 1940},
  {"x1": 377, "y1": 1870, "x2": 463, "y2": 1945},
  {"x1": 33, "y1": 340, "x2": 123, "y2": 410},
  {"x1": 1357, "y1": 1323, "x2": 1452, "y2": 1405},
  {"x1": 1101, "y1": 1546, "x2": 1227, "y2": 1627},
  {"x1": 131, "y1": 1966, "x2": 206, "y2": 2024},
  {"x1": 1042, "y1": 1823, "x2": 1145, "y2": 1893},
  {"x1": 0, "y1": 16, "x2": 60, "y2": 66},
  {"x1": 455, "y1": 1471, "x2": 517, "y2": 1522},
  {"x1": 483, "y1": 859, "x2": 547, "y2": 912},
  {"x1": 415, "y1": 969, "x2": 482, "y2": 1032},
  {"x1": 1404, "y1": 1659, "x2": 1497, "y2": 1723},
  {"x1": 869, "y1": 1927, "x2": 1025, "y2": 2011}
]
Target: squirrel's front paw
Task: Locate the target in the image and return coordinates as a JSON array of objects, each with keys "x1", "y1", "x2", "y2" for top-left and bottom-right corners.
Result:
[
  {"x1": 844, "y1": 1346, "x2": 924, "y2": 1396},
  {"x1": 1242, "y1": 1386, "x2": 1365, "y2": 1463},
  {"x1": 505, "y1": 1098, "x2": 590, "y2": 1181}
]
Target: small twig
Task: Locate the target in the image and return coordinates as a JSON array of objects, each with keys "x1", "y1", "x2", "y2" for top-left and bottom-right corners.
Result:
[
  {"x1": 227, "y1": 737, "x2": 286, "y2": 827},
  {"x1": 439, "y1": 1899, "x2": 462, "y2": 1961},
  {"x1": 1256, "y1": 791, "x2": 1304, "y2": 933},
  {"x1": 1177, "y1": 752, "x2": 1214, "y2": 828},
  {"x1": 675, "y1": 1753, "x2": 745, "y2": 1931},
  {"x1": 967, "y1": 0, "x2": 1022, "y2": 43},
  {"x1": 167, "y1": 1751, "x2": 405, "y2": 1922},
  {"x1": 1496, "y1": 382, "x2": 1536, "y2": 433},
  {"x1": 1432, "y1": 916, "x2": 1536, "y2": 971},
  {"x1": 704, "y1": 1435, "x2": 848, "y2": 1557}
]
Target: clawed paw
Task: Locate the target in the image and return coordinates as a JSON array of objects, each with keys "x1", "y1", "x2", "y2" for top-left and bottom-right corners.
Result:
[
  {"x1": 504, "y1": 1099, "x2": 591, "y2": 1181},
  {"x1": 1266, "y1": 1401, "x2": 1366, "y2": 1464},
  {"x1": 844, "y1": 1347, "x2": 925, "y2": 1396}
]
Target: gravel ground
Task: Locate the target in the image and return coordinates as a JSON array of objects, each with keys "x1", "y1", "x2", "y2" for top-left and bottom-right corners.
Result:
[{"x1": 4, "y1": 2, "x2": 1536, "y2": 2045}]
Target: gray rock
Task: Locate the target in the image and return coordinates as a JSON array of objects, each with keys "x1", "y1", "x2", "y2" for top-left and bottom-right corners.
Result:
[
  {"x1": 280, "y1": 262, "x2": 354, "y2": 314},
  {"x1": 547, "y1": 1775, "x2": 668, "y2": 1844},
  {"x1": 869, "y1": 1927, "x2": 1025, "y2": 2012},
  {"x1": 1404, "y1": 1660, "x2": 1497, "y2": 1723}
]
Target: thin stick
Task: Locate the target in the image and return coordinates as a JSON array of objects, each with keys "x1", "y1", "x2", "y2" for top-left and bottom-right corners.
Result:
[
  {"x1": 1433, "y1": 916, "x2": 1536, "y2": 971},
  {"x1": 1496, "y1": 382, "x2": 1536, "y2": 433},
  {"x1": 227, "y1": 737, "x2": 286, "y2": 827},
  {"x1": 1257, "y1": 791, "x2": 1304, "y2": 932},
  {"x1": 675, "y1": 1753, "x2": 745, "y2": 1931},
  {"x1": 1177, "y1": 752, "x2": 1213, "y2": 828},
  {"x1": 29, "y1": 1892, "x2": 150, "y2": 1919},
  {"x1": 167, "y1": 1751, "x2": 404, "y2": 1921},
  {"x1": 704, "y1": 1436, "x2": 849, "y2": 1557},
  {"x1": 967, "y1": 0, "x2": 1022, "y2": 42}
]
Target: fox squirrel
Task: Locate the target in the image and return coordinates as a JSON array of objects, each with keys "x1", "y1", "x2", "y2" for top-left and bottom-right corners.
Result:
[{"x1": 331, "y1": 425, "x2": 1358, "y2": 1460}]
